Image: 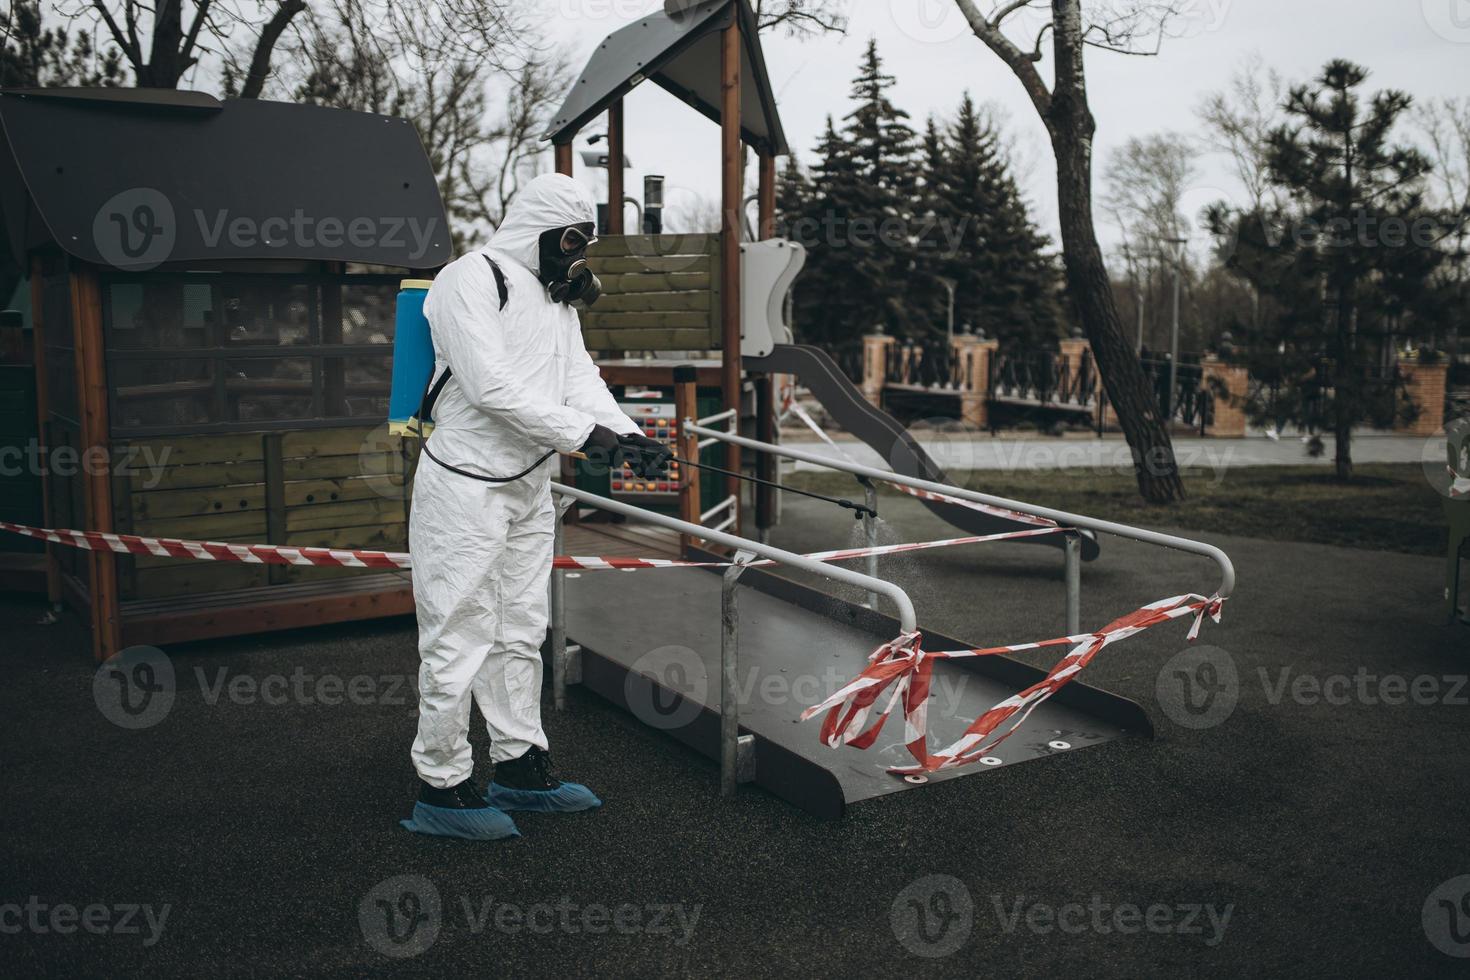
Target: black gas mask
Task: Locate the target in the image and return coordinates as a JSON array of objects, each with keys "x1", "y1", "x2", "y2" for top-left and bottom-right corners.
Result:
[{"x1": 537, "y1": 223, "x2": 602, "y2": 306}]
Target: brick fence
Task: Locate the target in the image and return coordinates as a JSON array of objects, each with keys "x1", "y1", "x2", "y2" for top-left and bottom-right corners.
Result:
[{"x1": 859, "y1": 333, "x2": 1448, "y2": 437}]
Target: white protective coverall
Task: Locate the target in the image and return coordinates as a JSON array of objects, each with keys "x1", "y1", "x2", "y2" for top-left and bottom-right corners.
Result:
[{"x1": 410, "y1": 173, "x2": 638, "y2": 788}]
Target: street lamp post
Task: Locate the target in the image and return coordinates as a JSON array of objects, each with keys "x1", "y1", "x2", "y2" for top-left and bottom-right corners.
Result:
[
  {"x1": 1162, "y1": 235, "x2": 1187, "y2": 423},
  {"x1": 936, "y1": 276, "x2": 957, "y2": 346}
]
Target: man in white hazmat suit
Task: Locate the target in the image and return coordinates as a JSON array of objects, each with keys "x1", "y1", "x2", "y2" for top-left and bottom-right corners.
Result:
[{"x1": 401, "y1": 173, "x2": 671, "y2": 841}]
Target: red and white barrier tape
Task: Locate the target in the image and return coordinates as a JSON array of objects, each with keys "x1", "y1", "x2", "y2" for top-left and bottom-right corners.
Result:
[
  {"x1": 3, "y1": 515, "x2": 1218, "y2": 777},
  {"x1": 800, "y1": 593, "x2": 1226, "y2": 774},
  {"x1": 785, "y1": 402, "x2": 1057, "y2": 529},
  {"x1": 0, "y1": 520, "x2": 1060, "y2": 573},
  {"x1": 0, "y1": 520, "x2": 416, "y2": 569}
]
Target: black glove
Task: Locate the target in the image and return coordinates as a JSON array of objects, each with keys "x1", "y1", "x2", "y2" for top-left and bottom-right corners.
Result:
[
  {"x1": 617, "y1": 432, "x2": 673, "y2": 480},
  {"x1": 578, "y1": 424, "x2": 622, "y2": 473}
]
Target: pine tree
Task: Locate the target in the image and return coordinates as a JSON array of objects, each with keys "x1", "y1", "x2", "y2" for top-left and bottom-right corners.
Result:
[
  {"x1": 837, "y1": 39, "x2": 920, "y2": 337},
  {"x1": 1247, "y1": 60, "x2": 1446, "y2": 479},
  {"x1": 788, "y1": 115, "x2": 868, "y2": 346},
  {"x1": 931, "y1": 94, "x2": 1061, "y2": 345},
  {"x1": 910, "y1": 117, "x2": 953, "y2": 333},
  {"x1": 0, "y1": 1, "x2": 124, "y2": 88}
]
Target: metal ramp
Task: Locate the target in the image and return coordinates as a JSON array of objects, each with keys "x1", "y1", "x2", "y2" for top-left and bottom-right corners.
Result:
[
  {"x1": 549, "y1": 417, "x2": 1232, "y2": 819},
  {"x1": 560, "y1": 546, "x2": 1148, "y2": 819}
]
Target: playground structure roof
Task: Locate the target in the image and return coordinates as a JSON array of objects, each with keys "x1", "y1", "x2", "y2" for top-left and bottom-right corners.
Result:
[
  {"x1": 0, "y1": 87, "x2": 451, "y2": 271},
  {"x1": 544, "y1": 0, "x2": 789, "y2": 157}
]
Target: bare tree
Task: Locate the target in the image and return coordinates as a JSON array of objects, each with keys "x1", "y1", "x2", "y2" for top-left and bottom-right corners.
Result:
[
  {"x1": 1416, "y1": 97, "x2": 1470, "y2": 360},
  {"x1": 1417, "y1": 97, "x2": 1470, "y2": 218},
  {"x1": 954, "y1": 0, "x2": 1189, "y2": 502},
  {"x1": 456, "y1": 54, "x2": 576, "y2": 232},
  {"x1": 1103, "y1": 132, "x2": 1196, "y2": 344},
  {"x1": 51, "y1": 0, "x2": 307, "y2": 93},
  {"x1": 2, "y1": 0, "x2": 125, "y2": 85},
  {"x1": 1198, "y1": 52, "x2": 1284, "y2": 213},
  {"x1": 753, "y1": 0, "x2": 847, "y2": 36},
  {"x1": 46, "y1": 0, "x2": 534, "y2": 98},
  {"x1": 293, "y1": 2, "x2": 562, "y2": 245},
  {"x1": 1104, "y1": 133, "x2": 1196, "y2": 242}
]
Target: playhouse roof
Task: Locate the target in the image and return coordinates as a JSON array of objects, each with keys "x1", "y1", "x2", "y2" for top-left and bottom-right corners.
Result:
[
  {"x1": 544, "y1": 0, "x2": 789, "y2": 157},
  {"x1": 0, "y1": 88, "x2": 451, "y2": 271}
]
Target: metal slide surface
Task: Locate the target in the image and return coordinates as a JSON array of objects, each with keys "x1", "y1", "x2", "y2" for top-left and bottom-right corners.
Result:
[
  {"x1": 564, "y1": 559, "x2": 1148, "y2": 818},
  {"x1": 745, "y1": 344, "x2": 1101, "y2": 560}
]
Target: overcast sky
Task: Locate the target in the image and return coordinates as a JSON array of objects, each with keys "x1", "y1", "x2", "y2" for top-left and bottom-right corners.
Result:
[{"x1": 552, "y1": 0, "x2": 1470, "y2": 254}]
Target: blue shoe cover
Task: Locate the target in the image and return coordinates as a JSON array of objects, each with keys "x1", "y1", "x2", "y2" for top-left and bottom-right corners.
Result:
[
  {"x1": 400, "y1": 801, "x2": 520, "y2": 840},
  {"x1": 486, "y1": 781, "x2": 602, "y2": 813}
]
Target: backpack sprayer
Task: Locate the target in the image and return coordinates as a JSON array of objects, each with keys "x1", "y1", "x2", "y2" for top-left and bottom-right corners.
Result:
[{"x1": 386, "y1": 278, "x2": 874, "y2": 517}]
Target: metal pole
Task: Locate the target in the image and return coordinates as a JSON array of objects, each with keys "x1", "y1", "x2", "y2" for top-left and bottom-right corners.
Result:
[
  {"x1": 721, "y1": 551, "x2": 754, "y2": 796},
  {"x1": 1166, "y1": 236, "x2": 1185, "y2": 423},
  {"x1": 861, "y1": 479, "x2": 879, "y2": 610},
  {"x1": 684, "y1": 423, "x2": 1237, "y2": 600},
  {"x1": 945, "y1": 280, "x2": 955, "y2": 347},
  {"x1": 551, "y1": 481, "x2": 920, "y2": 630},
  {"x1": 551, "y1": 504, "x2": 569, "y2": 710},
  {"x1": 1064, "y1": 533, "x2": 1081, "y2": 634}
]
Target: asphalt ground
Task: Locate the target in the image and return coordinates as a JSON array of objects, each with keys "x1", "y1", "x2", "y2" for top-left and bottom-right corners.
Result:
[{"x1": 1, "y1": 491, "x2": 1467, "y2": 977}]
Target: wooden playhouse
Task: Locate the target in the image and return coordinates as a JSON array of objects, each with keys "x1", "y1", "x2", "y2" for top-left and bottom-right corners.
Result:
[{"x1": 0, "y1": 87, "x2": 450, "y2": 659}]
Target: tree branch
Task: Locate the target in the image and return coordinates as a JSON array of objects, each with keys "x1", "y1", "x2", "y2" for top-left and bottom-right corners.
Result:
[
  {"x1": 238, "y1": 0, "x2": 306, "y2": 98},
  {"x1": 991, "y1": 0, "x2": 1037, "y2": 27},
  {"x1": 89, "y1": 0, "x2": 141, "y2": 67},
  {"x1": 954, "y1": 0, "x2": 1051, "y2": 119},
  {"x1": 180, "y1": 0, "x2": 215, "y2": 72}
]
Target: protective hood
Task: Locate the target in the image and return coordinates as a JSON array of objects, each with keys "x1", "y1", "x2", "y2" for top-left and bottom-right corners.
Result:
[{"x1": 487, "y1": 173, "x2": 597, "y2": 274}]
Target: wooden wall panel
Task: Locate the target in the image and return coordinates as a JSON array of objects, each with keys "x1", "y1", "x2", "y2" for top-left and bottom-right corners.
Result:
[
  {"x1": 117, "y1": 424, "x2": 409, "y2": 601},
  {"x1": 581, "y1": 235, "x2": 722, "y2": 352}
]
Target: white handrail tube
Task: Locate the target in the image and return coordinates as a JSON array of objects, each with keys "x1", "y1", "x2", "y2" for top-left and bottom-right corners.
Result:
[
  {"x1": 685, "y1": 422, "x2": 1237, "y2": 600},
  {"x1": 550, "y1": 482, "x2": 919, "y2": 631}
]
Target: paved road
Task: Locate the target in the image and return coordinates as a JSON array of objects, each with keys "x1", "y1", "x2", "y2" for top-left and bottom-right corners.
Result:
[{"x1": 1, "y1": 496, "x2": 1465, "y2": 977}]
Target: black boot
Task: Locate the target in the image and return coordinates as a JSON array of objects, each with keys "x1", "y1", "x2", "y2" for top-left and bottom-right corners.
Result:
[
  {"x1": 417, "y1": 777, "x2": 491, "y2": 809},
  {"x1": 401, "y1": 777, "x2": 519, "y2": 840},
  {"x1": 488, "y1": 747, "x2": 601, "y2": 813},
  {"x1": 492, "y1": 747, "x2": 561, "y2": 791}
]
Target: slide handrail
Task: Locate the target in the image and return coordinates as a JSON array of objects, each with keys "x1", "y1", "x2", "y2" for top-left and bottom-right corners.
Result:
[
  {"x1": 684, "y1": 422, "x2": 1237, "y2": 600},
  {"x1": 550, "y1": 481, "x2": 918, "y2": 630}
]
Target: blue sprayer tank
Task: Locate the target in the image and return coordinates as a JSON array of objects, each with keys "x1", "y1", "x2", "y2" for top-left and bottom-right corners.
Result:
[{"x1": 389, "y1": 278, "x2": 435, "y2": 436}]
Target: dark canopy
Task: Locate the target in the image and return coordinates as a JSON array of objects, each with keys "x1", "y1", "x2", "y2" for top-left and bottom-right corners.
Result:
[
  {"x1": 0, "y1": 88, "x2": 451, "y2": 271},
  {"x1": 545, "y1": 0, "x2": 789, "y2": 158}
]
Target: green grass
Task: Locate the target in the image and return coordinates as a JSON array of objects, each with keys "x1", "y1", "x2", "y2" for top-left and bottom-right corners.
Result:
[{"x1": 786, "y1": 463, "x2": 1452, "y2": 557}]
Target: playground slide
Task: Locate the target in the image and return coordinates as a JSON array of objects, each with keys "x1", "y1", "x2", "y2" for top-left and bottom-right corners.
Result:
[{"x1": 745, "y1": 343, "x2": 1101, "y2": 561}]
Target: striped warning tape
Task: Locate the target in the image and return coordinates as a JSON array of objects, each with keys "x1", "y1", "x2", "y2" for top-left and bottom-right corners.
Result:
[
  {"x1": 2, "y1": 515, "x2": 1214, "y2": 779},
  {"x1": 800, "y1": 592, "x2": 1226, "y2": 775},
  {"x1": 785, "y1": 402, "x2": 1058, "y2": 528},
  {"x1": 0, "y1": 520, "x2": 1062, "y2": 573}
]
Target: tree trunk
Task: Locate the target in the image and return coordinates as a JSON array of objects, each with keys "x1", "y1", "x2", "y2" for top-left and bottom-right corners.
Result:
[
  {"x1": 137, "y1": 0, "x2": 189, "y2": 88},
  {"x1": 1049, "y1": 96, "x2": 1185, "y2": 503},
  {"x1": 239, "y1": 0, "x2": 307, "y2": 99},
  {"x1": 1333, "y1": 287, "x2": 1354, "y2": 480}
]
